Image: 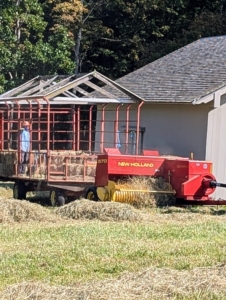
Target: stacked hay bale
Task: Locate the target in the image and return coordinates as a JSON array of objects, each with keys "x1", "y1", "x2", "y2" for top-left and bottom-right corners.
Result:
[
  {"x1": 67, "y1": 155, "x2": 84, "y2": 179},
  {"x1": 0, "y1": 149, "x2": 97, "y2": 180},
  {"x1": 49, "y1": 151, "x2": 97, "y2": 181},
  {"x1": 0, "y1": 150, "x2": 18, "y2": 177},
  {"x1": 29, "y1": 151, "x2": 47, "y2": 179}
]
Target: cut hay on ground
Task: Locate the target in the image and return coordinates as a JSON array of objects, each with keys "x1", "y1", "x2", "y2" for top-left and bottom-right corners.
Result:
[
  {"x1": 1, "y1": 265, "x2": 226, "y2": 299},
  {"x1": 0, "y1": 199, "x2": 61, "y2": 223},
  {"x1": 116, "y1": 176, "x2": 176, "y2": 208},
  {"x1": 55, "y1": 199, "x2": 142, "y2": 222},
  {"x1": 0, "y1": 185, "x2": 14, "y2": 199}
]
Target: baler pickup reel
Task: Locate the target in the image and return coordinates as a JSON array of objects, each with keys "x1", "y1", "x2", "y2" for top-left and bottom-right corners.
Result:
[{"x1": 111, "y1": 182, "x2": 176, "y2": 204}]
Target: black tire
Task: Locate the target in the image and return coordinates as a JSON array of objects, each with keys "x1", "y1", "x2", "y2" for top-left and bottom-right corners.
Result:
[
  {"x1": 13, "y1": 182, "x2": 27, "y2": 200},
  {"x1": 85, "y1": 187, "x2": 99, "y2": 201},
  {"x1": 57, "y1": 195, "x2": 66, "y2": 206},
  {"x1": 49, "y1": 190, "x2": 66, "y2": 206}
]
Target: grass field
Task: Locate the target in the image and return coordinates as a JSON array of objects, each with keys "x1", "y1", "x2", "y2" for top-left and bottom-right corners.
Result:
[{"x1": 0, "y1": 184, "x2": 226, "y2": 299}]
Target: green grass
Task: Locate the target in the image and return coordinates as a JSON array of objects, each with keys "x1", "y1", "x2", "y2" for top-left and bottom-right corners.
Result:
[{"x1": 0, "y1": 217, "x2": 226, "y2": 289}]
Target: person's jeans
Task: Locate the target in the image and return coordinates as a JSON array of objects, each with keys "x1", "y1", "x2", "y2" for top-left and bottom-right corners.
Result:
[{"x1": 20, "y1": 151, "x2": 29, "y2": 174}]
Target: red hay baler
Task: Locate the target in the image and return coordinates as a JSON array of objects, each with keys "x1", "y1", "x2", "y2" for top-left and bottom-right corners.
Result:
[{"x1": 85, "y1": 148, "x2": 226, "y2": 206}]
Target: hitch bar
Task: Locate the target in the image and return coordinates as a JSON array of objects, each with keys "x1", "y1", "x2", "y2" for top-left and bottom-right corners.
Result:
[{"x1": 209, "y1": 180, "x2": 226, "y2": 189}]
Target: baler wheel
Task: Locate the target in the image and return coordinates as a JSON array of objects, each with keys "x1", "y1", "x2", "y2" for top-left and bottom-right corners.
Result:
[
  {"x1": 86, "y1": 187, "x2": 99, "y2": 201},
  {"x1": 49, "y1": 190, "x2": 66, "y2": 207}
]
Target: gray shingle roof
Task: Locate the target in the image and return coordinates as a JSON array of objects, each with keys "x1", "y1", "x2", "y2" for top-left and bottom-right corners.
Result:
[{"x1": 115, "y1": 36, "x2": 226, "y2": 103}]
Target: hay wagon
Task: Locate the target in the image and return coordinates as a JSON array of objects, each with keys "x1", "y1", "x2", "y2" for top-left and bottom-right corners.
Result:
[{"x1": 0, "y1": 72, "x2": 144, "y2": 205}]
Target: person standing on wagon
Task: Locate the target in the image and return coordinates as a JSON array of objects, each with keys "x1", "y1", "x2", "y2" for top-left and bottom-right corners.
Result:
[{"x1": 19, "y1": 121, "x2": 30, "y2": 175}]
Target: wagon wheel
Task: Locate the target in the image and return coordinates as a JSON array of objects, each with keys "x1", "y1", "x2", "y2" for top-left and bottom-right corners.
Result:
[
  {"x1": 49, "y1": 190, "x2": 66, "y2": 206},
  {"x1": 13, "y1": 182, "x2": 27, "y2": 200},
  {"x1": 85, "y1": 187, "x2": 99, "y2": 201},
  {"x1": 50, "y1": 190, "x2": 57, "y2": 206}
]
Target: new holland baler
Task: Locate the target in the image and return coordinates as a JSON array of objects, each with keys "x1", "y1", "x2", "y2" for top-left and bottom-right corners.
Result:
[{"x1": 85, "y1": 148, "x2": 226, "y2": 206}]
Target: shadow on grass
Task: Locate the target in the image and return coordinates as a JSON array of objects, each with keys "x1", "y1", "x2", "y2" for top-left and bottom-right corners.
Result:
[
  {"x1": 159, "y1": 205, "x2": 226, "y2": 216},
  {"x1": 0, "y1": 182, "x2": 14, "y2": 189},
  {"x1": 26, "y1": 191, "x2": 50, "y2": 207}
]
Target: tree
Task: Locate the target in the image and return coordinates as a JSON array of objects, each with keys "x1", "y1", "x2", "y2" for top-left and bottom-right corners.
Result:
[
  {"x1": 51, "y1": 0, "x2": 111, "y2": 74},
  {"x1": 1, "y1": 0, "x2": 226, "y2": 92},
  {"x1": 0, "y1": 0, "x2": 75, "y2": 92}
]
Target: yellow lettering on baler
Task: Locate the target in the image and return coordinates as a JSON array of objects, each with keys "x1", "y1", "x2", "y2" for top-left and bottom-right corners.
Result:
[
  {"x1": 118, "y1": 162, "x2": 130, "y2": 167},
  {"x1": 98, "y1": 159, "x2": 107, "y2": 164},
  {"x1": 118, "y1": 162, "x2": 154, "y2": 168}
]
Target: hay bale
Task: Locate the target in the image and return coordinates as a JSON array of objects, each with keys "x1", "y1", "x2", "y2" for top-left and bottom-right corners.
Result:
[
  {"x1": 67, "y1": 164, "x2": 84, "y2": 176},
  {"x1": 0, "y1": 199, "x2": 61, "y2": 223},
  {"x1": 32, "y1": 165, "x2": 46, "y2": 178},
  {"x1": 55, "y1": 199, "x2": 142, "y2": 222},
  {"x1": 116, "y1": 177, "x2": 176, "y2": 208},
  {"x1": 0, "y1": 151, "x2": 17, "y2": 176},
  {"x1": 86, "y1": 166, "x2": 96, "y2": 177},
  {"x1": 49, "y1": 151, "x2": 97, "y2": 181}
]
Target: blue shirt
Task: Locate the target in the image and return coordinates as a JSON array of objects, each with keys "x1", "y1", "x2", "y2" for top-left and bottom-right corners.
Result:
[{"x1": 20, "y1": 129, "x2": 30, "y2": 152}]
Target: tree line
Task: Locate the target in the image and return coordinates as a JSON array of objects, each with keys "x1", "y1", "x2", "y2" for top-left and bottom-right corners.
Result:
[{"x1": 1, "y1": 0, "x2": 226, "y2": 93}]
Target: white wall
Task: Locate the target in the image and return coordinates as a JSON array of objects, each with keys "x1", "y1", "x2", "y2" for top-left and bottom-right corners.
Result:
[
  {"x1": 95, "y1": 103, "x2": 211, "y2": 160},
  {"x1": 140, "y1": 103, "x2": 211, "y2": 159},
  {"x1": 220, "y1": 94, "x2": 226, "y2": 106},
  {"x1": 206, "y1": 103, "x2": 226, "y2": 199}
]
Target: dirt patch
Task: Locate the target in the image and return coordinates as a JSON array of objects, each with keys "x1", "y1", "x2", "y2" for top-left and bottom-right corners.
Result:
[
  {"x1": 1, "y1": 265, "x2": 226, "y2": 299},
  {"x1": 55, "y1": 198, "x2": 142, "y2": 222},
  {"x1": 0, "y1": 198, "x2": 61, "y2": 223}
]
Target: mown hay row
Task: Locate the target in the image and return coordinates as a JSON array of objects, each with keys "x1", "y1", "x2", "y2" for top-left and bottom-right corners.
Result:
[
  {"x1": 0, "y1": 197, "x2": 142, "y2": 223},
  {"x1": 0, "y1": 199, "x2": 61, "y2": 223},
  {"x1": 1, "y1": 265, "x2": 226, "y2": 299},
  {"x1": 55, "y1": 199, "x2": 142, "y2": 222}
]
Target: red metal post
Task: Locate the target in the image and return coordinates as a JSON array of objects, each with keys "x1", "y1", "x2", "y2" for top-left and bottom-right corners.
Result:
[
  {"x1": 29, "y1": 100, "x2": 32, "y2": 135},
  {"x1": 16, "y1": 100, "x2": 21, "y2": 176},
  {"x1": 73, "y1": 107, "x2": 76, "y2": 151},
  {"x1": 125, "y1": 104, "x2": 131, "y2": 154},
  {"x1": 136, "y1": 101, "x2": 144, "y2": 155},
  {"x1": 77, "y1": 106, "x2": 80, "y2": 150},
  {"x1": 114, "y1": 104, "x2": 122, "y2": 148},
  {"x1": 4, "y1": 102, "x2": 10, "y2": 150},
  {"x1": 43, "y1": 97, "x2": 50, "y2": 181},
  {"x1": 35, "y1": 99, "x2": 41, "y2": 151},
  {"x1": 89, "y1": 105, "x2": 93, "y2": 151},
  {"x1": 100, "y1": 104, "x2": 107, "y2": 153},
  {"x1": 45, "y1": 98, "x2": 50, "y2": 153}
]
